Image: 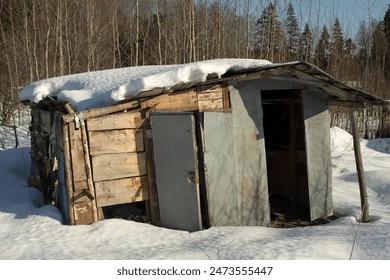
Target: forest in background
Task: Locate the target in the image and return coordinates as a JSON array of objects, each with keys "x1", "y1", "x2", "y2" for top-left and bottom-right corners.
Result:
[{"x1": 1, "y1": 0, "x2": 390, "y2": 125}]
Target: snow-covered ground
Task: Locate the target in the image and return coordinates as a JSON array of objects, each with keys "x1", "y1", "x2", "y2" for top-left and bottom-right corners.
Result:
[{"x1": 0, "y1": 125, "x2": 390, "y2": 261}]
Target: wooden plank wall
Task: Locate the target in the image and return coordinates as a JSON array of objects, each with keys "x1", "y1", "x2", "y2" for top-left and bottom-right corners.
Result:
[
  {"x1": 329, "y1": 105, "x2": 387, "y2": 139},
  {"x1": 140, "y1": 84, "x2": 227, "y2": 112},
  {"x1": 86, "y1": 111, "x2": 149, "y2": 211}
]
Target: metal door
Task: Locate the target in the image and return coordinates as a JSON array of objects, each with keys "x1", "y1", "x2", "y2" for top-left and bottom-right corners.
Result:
[{"x1": 151, "y1": 112, "x2": 202, "y2": 232}]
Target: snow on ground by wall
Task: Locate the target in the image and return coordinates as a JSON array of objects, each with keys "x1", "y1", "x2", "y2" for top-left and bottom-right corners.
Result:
[
  {"x1": 19, "y1": 59, "x2": 272, "y2": 112},
  {"x1": 0, "y1": 125, "x2": 390, "y2": 260},
  {"x1": 0, "y1": 109, "x2": 31, "y2": 151}
]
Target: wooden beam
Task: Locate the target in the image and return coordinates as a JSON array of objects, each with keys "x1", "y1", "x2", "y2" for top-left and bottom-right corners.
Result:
[
  {"x1": 62, "y1": 100, "x2": 139, "y2": 124},
  {"x1": 63, "y1": 124, "x2": 75, "y2": 225},
  {"x1": 350, "y1": 109, "x2": 370, "y2": 223},
  {"x1": 143, "y1": 115, "x2": 160, "y2": 224},
  {"x1": 140, "y1": 89, "x2": 198, "y2": 112}
]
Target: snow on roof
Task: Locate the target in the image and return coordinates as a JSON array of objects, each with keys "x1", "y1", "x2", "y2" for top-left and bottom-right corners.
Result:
[{"x1": 19, "y1": 59, "x2": 272, "y2": 111}]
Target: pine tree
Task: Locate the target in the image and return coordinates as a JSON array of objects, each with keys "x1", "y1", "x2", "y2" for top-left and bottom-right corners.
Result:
[
  {"x1": 284, "y1": 2, "x2": 300, "y2": 61},
  {"x1": 300, "y1": 23, "x2": 313, "y2": 62},
  {"x1": 330, "y1": 18, "x2": 344, "y2": 76},
  {"x1": 383, "y1": 5, "x2": 390, "y2": 79},
  {"x1": 315, "y1": 25, "x2": 330, "y2": 71},
  {"x1": 254, "y1": 2, "x2": 283, "y2": 61}
]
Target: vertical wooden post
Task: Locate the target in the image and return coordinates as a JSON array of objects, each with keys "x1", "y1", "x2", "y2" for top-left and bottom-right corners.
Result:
[
  {"x1": 143, "y1": 111, "x2": 160, "y2": 224},
  {"x1": 79, "y1": 119, "x2": 99, "y2": 222},
  {"x1": 63, "y1": 123, "x2": 75, "y2": 225},
  {"x1": 350, "y1": 109, "x2": 369, "y2": 223}
]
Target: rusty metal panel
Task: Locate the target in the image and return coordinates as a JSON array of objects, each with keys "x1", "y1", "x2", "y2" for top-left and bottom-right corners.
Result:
[
  {"x1": 229, "y1": 80, "x2": 270, "y2": 226},
  {"x1": 301, "y1": 89, "x2": 333, "y2": 220},
  {"x1": 151, "y1": 112, "x2": 202, "y2": 232},
  {"x1": 203, "y1": 111, "x2": 238, "y2": 226}
]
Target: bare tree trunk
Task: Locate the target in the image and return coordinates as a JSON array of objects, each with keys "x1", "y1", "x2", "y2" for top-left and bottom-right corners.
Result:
[
  {"x1": 217, "y1": 0, "x2": 221, "y2": 58},
  {"x1": 190, "y1": 1, "x2": 196, "y2": 62},
  {"x1": 112, "y1": 0, "x2": 118, "y2": 68},
  {"x1": 32, "y1": 2, "x2": 39, "y2": 80},
  {"x1": 23, "y1": 0, "x2": 34, "y2": 82},
  {"x1": 64, "y1": 0, "x2": 71, "y2": 74},
  {"x1": 246, "y1": 0, "x2": 251, "y2": 58},
  {"x1": 155, "y1": 0, "x2": 162, "y2": 65},
  {"x1": 58, "y1": 0, "x2": 65, "y2": 76},
  {"x1": 10, "y1": 0, "x2": 19, "y2": 96},
  {"x1": 135, "y1": 0, "x2": 139, "y2": 66},
  {"x1": 45, "y1": 0, "x2": 51, "y2": 78},
  {"x1": 234, "y1": 0, "x2": 239, "y2": 57}
]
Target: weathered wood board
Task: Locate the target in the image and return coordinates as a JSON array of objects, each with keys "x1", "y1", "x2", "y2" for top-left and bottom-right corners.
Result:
[
  {"x1": 74, "y1": 201, "x2": 95, "y2": 225},
  {"x1": 141, "y1": 90, "x2": 198, "y2": 112},
  {"x1": 88, "y1": 129, "x2": 144, "y2": 155},
  {"x1": 68, "y1": 124, "x2": 88, "y2": 191},
  {"x1": 95, "y1": 176, "x2": 149, "y2": 207},
  {"x1": 87, "y1": 111, "x2": 144, "y2": 131},
  {"x1": 91, "y1": 152, "x2": 147, "y2": 182}
]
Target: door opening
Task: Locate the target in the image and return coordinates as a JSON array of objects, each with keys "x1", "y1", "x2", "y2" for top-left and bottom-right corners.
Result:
[{"x1": 262, "y1": 90, "x2": 310, "y2": 225}]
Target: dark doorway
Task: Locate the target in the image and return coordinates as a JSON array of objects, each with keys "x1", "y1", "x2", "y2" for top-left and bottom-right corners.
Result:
[{"x1": 262, "y1": 90, "x2": 310, "y2": 224}]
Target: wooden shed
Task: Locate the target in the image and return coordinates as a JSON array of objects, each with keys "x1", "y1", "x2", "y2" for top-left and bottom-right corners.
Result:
[{"x1": 22, "y1": 60, "x2": 386, "y2": 231}]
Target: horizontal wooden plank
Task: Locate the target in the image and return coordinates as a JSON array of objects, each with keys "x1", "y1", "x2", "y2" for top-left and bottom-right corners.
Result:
[
  {"x1": 197, "y1": 84, "x2": 224, "y2": 93},
  {"x1": 196, "y1": 90, "x2": 223, "y2": 101},
  {"x1": 95, "y1": 176, "x2": 149, "y2": 207},
  {"x1": 91, "y1": 152, "x2": 147, "y2": 182},
  {"x1": 87, "y1": 111, "x2": 144, "y2": 131},
  {"x1": 198, "y1": 98, "x2": 224, "y2": 111},
  {"x1": 141, "y1": 90, "x2": 198, "y2": 111},
  {"x1": 89, "y1": 129, "x2": 144, "y2": 155}
]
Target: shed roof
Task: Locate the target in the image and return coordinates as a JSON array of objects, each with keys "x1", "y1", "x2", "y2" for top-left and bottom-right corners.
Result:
[{"x1": 19, "y1": 59, "x2": 387, "y2": 111}]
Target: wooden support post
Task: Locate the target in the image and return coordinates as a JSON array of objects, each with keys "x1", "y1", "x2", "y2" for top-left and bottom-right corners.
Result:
[
  {"x1": 350, "y1": 110, "x2": 370, "y2": 223},
  {"x1": 63, "y1": 124, "x2": 75, "y2": 225},
  {"x1": 143, "y1": 112, "x2": 160, "y2": 224},
  {"x1": 363, "y1": 108, "x2": 367, "y2": 138},
  {"x1": 79, "y1": 119, "x2": 99, "y2": 222}
]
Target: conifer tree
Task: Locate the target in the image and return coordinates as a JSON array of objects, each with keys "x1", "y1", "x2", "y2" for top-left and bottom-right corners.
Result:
[
  {"x1": 383, "y1": 5, "x2": 390, "y2": 79},
  {"x1": 330, "y1": 18, "x2": 344, "y2": 76},
  {"x1": 254, "y1": 2, "x2": 283, "y2": 61},
  {"x1": 315, "y1": 25, "x2": 330, "y2": 71},
  {"x1": 300, "y1": 23, "x2": 313, "y2": 62},
  {"x1": 284, "y1": 2, "x2": 300, "y2": 61}
]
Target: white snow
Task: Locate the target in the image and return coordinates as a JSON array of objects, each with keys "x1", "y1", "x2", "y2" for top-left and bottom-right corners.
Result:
[
  {"x1": 1, "y1": 125, "x2": 390, "y2": 261},
  {"x1": 19, "y1": 59, "x2": 272, "y2": 111}
]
